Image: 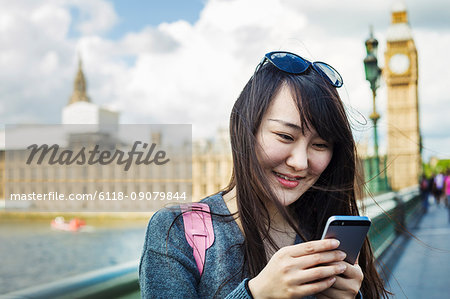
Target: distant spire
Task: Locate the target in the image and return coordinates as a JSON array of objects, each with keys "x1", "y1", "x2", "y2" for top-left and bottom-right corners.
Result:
[
  {"x1": 387, "y1": 0, "x2": 412, "y2": 41},
  {"x1": 68, "y1": 55, "x2": 90, "y2": 105},
  {"x1": 391, "y1": 0, "x2": 408, "y2": 24}
]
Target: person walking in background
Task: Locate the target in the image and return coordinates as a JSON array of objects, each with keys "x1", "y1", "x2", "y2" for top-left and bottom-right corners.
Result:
[
  {"x1": 420, "y1": 174, "x2": 430, "y2": 213},
  {"x1": 444, "y1": 169, "x2": 450, "y2": 222},
  {"x1": 433, "y1": 172, "x2": 445, "y2": 206},
  {"x1": 429, "y1": 173, "x2": 436, "y2": 205}
]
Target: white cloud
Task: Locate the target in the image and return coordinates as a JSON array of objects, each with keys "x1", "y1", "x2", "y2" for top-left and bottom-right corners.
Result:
[
  {"x1": 31, "y1": 3, "x2": 71, "y2": 39},
  {"x1": 0, "y1": 0, "x2": 449, "y2": 161},
  {"x1": 68, "y1": 0, "x2": 118, "y2": 35}
]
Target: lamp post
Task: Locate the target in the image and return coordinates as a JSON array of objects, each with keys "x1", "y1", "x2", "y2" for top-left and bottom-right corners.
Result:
[{"x1": 363, "y1": 27, "x2": 382, "y2": 192}]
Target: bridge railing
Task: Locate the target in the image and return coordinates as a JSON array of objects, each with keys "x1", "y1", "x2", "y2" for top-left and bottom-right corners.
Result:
[
  {"x1": 1, "y1": 260, "x2": 140, "y2": 299},
  {"x1": 361, "y1": 185, "x2": 422, "y2": 258},
  {"x1": 2, "y1": 187, "x2": 422, "y2": 299}
]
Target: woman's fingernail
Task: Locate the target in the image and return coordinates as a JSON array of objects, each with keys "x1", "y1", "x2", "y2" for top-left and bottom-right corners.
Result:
[
  {"x1": 338, "y1": 251, "x2": 347, "y2": 259},
  {"x1": 331, "y1": 239, "x2": 340, "y2": 247},
  {"x1": 338, "y1": 264, "x2": 347, "y2": 272}
]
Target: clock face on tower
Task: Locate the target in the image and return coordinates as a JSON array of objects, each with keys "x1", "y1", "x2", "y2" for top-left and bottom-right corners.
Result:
[{"x1": 389, "y1": 53, "x2": 410, "y2": 74}]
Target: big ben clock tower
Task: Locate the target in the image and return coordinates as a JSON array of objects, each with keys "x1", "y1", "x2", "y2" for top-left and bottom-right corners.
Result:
[{"x1": 384, "y1": 1, "x2": 421, "y2": 190}]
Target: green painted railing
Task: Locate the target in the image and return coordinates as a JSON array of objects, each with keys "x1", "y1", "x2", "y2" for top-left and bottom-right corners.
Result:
[
  {"x1": 1, "y1": 261, "x2": 141, "y2": 299},
  {"x1": 2, "y1": 187, "x2": 421, "y2": 299},
  {"x1": 361, "y1": 186, "x2": 421, "y2": 258}
]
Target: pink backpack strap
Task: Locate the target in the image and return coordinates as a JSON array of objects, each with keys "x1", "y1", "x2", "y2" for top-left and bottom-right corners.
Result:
[{"x1": 181, "y1": 203, "x2": 215, "y2": 276}]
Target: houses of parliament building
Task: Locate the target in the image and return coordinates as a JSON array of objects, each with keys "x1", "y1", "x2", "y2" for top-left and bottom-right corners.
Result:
[{"x1": 0, "y1": 59, "x2": 232, "y2": 212}]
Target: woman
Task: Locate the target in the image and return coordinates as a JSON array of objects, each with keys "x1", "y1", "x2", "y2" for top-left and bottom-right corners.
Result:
[{"x1": 139, "y1": 51, "x2": 388, "y2": 298}]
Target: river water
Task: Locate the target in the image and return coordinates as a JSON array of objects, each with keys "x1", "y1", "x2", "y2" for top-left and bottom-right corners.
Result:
[{"x1": 0, "y1": 217, "x2": 149, "y2": 295}]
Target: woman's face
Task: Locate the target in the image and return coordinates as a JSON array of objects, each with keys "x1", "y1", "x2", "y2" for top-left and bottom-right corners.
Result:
[{"x1": 255, "y1": 84, "x2": 334, "y2": 206}]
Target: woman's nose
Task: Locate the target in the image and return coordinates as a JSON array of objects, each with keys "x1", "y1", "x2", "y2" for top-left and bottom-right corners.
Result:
[{"x1": 285, "y1": 145, "x2": 308, "y2": 171}]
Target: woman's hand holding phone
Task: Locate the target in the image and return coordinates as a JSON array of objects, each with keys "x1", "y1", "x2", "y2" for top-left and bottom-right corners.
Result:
[
  {"x1": 247, "y1": 239, "x2": 348, "y2": 299},
  {"x1": 316, "y1": 257, "x2": 364, "y2": 299},
  {"x1": 315, "y1": 215, "x2": 369, "y2": 298}
]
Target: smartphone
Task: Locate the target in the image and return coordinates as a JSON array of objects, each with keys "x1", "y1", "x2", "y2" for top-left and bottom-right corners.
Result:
[{"x1": 320, "y1": 215, "x2": 371, "y2": 265}]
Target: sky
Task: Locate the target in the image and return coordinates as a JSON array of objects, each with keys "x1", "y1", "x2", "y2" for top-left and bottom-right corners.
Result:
[{"x1": 0, "y1": 0, "x2": 449, "y2": 162}]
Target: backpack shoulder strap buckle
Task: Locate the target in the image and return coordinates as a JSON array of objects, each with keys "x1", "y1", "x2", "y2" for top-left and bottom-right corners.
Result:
[{"x1": 181, "y1": 203, "x2": 215, "y2": 276}]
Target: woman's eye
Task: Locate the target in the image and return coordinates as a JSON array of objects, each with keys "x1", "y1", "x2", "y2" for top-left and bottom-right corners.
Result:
[
  {"x1": 313, "y1": 143, "x2": 330, "y2": 149},
  {"x1": 276, "y1": 133, "x2": 294, "y2": 141}
]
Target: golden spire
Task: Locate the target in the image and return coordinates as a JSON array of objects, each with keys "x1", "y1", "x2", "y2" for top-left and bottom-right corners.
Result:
[
  {"x1": 391, "y1": 0, "x2": 408, "y2": 24},
  {"x1": 68, "y1": 55, "x2": 90, "y2": 105},
  {"x1": 386, "y1": 0, "x2": 412, "y2": 42}
]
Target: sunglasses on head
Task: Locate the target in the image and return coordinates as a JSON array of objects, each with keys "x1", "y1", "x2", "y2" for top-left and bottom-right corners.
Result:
[{"x1": 255, "y1": 51, "x2": 344, "y2": 88}]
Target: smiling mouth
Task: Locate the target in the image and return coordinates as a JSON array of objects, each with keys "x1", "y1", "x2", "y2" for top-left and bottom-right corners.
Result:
[{"x1": 273, "y1": 171, "x2": 303, "y2": 181}]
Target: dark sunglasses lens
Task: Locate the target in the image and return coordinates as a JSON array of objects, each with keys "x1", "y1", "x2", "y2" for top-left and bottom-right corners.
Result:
[
  {"x1": 313, "y1": 62, "x2": 343, "y2": 87},
  {"x1": 268, "y1": 52, "x2": 309, "y2": 74}
]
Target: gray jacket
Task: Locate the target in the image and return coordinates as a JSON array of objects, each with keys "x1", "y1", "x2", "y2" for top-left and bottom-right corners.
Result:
[{"x1": 139, "y1": 193, "x2": 361, "y2": 298}]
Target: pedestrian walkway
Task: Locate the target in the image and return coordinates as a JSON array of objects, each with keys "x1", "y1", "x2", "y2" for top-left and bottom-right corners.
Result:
[{"x1": 386, "y1": 203, "x2": 450, "y2": 298}]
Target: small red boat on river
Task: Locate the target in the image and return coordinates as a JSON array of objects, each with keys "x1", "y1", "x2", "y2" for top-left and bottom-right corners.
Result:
[{"x1": 51, "y1": 217, "x2": 86, "y2": 232}]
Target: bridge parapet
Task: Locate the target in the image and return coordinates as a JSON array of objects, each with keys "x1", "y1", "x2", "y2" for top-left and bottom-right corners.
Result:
[{"x1": 360, "y1": 185, "x2": 421, "y2": 257}]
